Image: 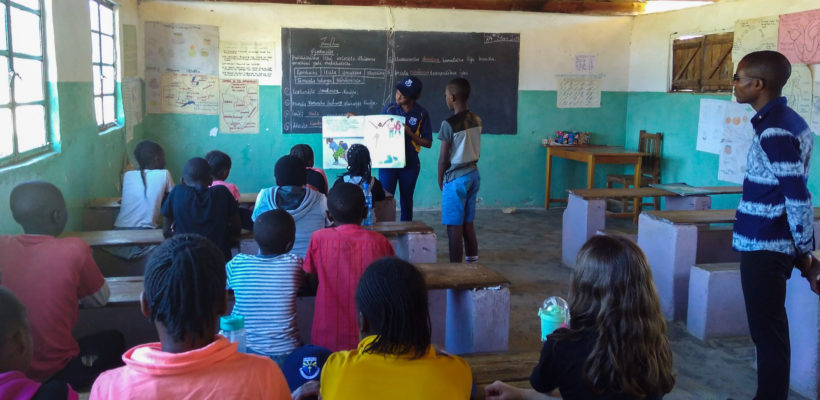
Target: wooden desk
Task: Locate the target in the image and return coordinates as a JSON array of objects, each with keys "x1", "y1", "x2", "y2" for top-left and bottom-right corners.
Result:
[
  {"x1": 62, "y1": 229, "x2": 254, "y2": 247},
  {"x1": 95, "y1": 262, "x2": 509, "y2": 354},
  {"x1": 638, "y1": 207, "x2": 820, "y2": 320},
  {"x1": 561, "y1": 185, "x2": 742, "y2": 266},
  {"x1": 544, "y1": 145, "x2": 647, "y2": 209}
]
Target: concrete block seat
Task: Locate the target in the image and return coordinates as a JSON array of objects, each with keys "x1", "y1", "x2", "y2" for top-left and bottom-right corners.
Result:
[{"x1": 686, "y1": 262, "x2": 748, "y2": 340}]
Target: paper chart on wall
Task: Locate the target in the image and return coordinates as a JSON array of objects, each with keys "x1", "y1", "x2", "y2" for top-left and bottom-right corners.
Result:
[
  {"x1": 696, "y1": 99, "x2": 729, "y2": 154},
  {"x1": 145, "y1": 22, "x2": 219, "y2": 74},
  {"x1": 122, "y1": 25, "x2": 139, "y2": 78},
  {"x1": 777, "y1": 9, "x2": 820, "y2": 65},
  {"x1": 220, "y1": 79, "x2": 260, "y2": 134},
  {"x1": 811, "y1": 80, "x2": 820, "y2": 136},
  {"x1": 782, "y1": 64, "x2": 813, "y2": 124},
  {"x1": 574, "y1": 54, "x2": 596, "y2": 73},
  {"x1": 321, "y1": 115, "x2": 406, "y2": 170},
  {"x1": 160, "y1": 73, "x2": 219, "y2": 115},
  {"x1": 556, "y1": 74, "x2": 602, "y2": 108},
  {"x1": 732, "y1": 16, "x2": 779, "y2": 62},
  {"x1": 122, "y1": 78, "x2": 143, "y2": 143},
  {"x1": 220, "y1": 42, "x2": 277, "y2": 85},
  {"x1": 717, "y1": 102, "x2": 756, "y2": 184}
]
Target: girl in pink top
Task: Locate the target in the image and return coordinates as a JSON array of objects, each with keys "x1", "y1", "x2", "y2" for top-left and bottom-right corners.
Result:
[
  {"x1": 89, "y1": 235, "x2": 291, "y2": 400},
  {"x1": 205, "y1": 150, "x2": 241, "y2": 200},
  {"x1": 0, "y1": 287, "x2": 77, "y2": 400}
]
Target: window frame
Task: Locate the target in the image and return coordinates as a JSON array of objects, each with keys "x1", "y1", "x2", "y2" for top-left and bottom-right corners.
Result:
[
  {"x1": 0, "y1": 0, "x2": 51, "y2": 167},
  {"x1": 669, "y1": 31, "x2": 734, "y2": 94},
  {"x1": 89, "y1": 0, "x2": 118, "y2": 131}
]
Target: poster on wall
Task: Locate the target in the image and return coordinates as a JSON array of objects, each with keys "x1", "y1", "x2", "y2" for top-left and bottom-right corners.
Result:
[
  {"x1": 122, "y1": 24, "x2": 139, "y2": 78},
  {"x1": 220, "y1": 41, "x2": 277, "y2": 85},
  {"x1": 145, "y1": 22, "x2": 220, "y2": 114},
  {"x1": 696, "y1": 99, "x2": 728, "y2": 154},
  {"x1": 122, "y1": 78, "x2": 143, "y2": 143},
  {"x1": 220, "y1": 79, "x2": 260, "y2": 134},
  {"x1": 732, "y1": 16, "x2": 779, "y2": 62},
  {"x1": 321, "y1": 115, "x2": 405, "y2": 170},
  {"x1": 782, "y1": 63, "x2": 813, "y2": 124},
  {"x1": 556, "y1": 74, "x2": 602, "y2": 108},
  {"x1": 160, "y1": 73, "x2": 219, "y2": 115},
  {"x1": 812, "y1": 80, "x2": 820, "y2": 136},
  {"x1": 777, "y1": 9, "x2": 820, "y2": 65},
  {"x1": 717, "y1": 102, "x2": 756, "y2": 184}
]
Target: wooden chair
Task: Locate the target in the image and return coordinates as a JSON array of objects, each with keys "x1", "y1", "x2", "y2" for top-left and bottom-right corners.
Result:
[{"x1": 606, "y1": 130, "x2": 663, "y2": 214}]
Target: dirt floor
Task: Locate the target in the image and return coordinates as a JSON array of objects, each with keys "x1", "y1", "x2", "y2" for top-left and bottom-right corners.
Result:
[{"x1": 413, "y1": 208, "x2": 810, "y2": 400}]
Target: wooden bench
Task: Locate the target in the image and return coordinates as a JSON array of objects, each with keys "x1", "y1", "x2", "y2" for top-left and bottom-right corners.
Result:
[
  {"x1": 464, "y1": 351, "x2": 540, "y2": 399},
  {"x1": 637, "y1": 208, "x2": 820, "y2": 321},
  {"x1": 78, "y1": 262, "x2": 510, "y2": 354},
  {"x1": 83, "y1": 194, "x2": 258, "y2": 231},
  {"x1": 561, "y1": 186, "x2": 741, "y2": 266},
  {"x1": 686, "y1": 262, "x2": 748, "y2": 340}
]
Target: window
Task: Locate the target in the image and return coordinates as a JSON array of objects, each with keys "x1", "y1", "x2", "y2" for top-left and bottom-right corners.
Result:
[
  {"x1": 89, "y1": 0, "x2": 117, "y2": 129},
  {"x1": 0, "y1": 0, "x2": 49, "y2": 164},
  {"x1": 670, "y1": 32, "x2": 734, "y2": 93}
]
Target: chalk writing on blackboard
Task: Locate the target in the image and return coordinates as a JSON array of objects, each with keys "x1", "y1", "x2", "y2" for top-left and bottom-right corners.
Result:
[
  {"x1": 556, "y1": 74, "x2": 603, "y2": 109},
  {"x1": 484, "y1": 33, "x2": 520, "y2": 44}
]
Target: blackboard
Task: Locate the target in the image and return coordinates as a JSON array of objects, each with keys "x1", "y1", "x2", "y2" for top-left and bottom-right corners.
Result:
[{"x1": 282, "y1": 28, "x2": 519, "y2": 134}]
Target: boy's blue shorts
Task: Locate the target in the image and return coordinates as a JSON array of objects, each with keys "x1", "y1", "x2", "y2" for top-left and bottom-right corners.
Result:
[{"x1": 441, "y1": 169, "x2": 480, "y2": 226}]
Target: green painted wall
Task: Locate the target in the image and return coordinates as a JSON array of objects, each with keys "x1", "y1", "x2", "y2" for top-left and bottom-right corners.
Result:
[
  {"x1": 143, "y1": 88, "x2": 629, "y2": 209},
  {"x1": 624, "y1": 92, "x2": 820, "y2": 210},
  {"x1": 0, "y1": 82, "x2": 129, "y2": 234}
]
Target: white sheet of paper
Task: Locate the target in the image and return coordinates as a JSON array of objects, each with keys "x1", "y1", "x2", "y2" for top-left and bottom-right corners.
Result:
[
  {"x1": 144, "y1": 22, "x2": 219, "y2": 75},
  {"x1": 122, "y1": 78, "x2": 143, "y2": 143},
  {"x1": 811, "y1": 80, "x2": 820, "y2": 136},
  {"x1": 696, "y1": 99, "x2": 729, "y2": 154},
  {"x1": 219, "y1": 79, "x2": 260, "y2": 134},
  {"x1": 782, "y1": 64, "x2": 814, "y2": 125},
  {"x1": 220, "y1": 42, "x2": 276, "y2": 85},
  {"x1": 574, "y1": 54, "x2": 596, "y2": 73},
  {"x1": 717, "y1": 102, "x2": 756, "y2": 184},
  {"x1": 160, "y1": 72, "x2": 219, "y2": 115},
  {"x1": 556, "y1": 74, "x2": 602, "y2": 108},
  {"x1": 732, "y1": 16, "x2": 779, "y2": 62}
]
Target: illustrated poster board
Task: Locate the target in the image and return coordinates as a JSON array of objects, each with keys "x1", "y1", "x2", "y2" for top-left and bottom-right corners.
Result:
[{"x1": 322, "y1": 115, "x2": 405, "y2": 169}]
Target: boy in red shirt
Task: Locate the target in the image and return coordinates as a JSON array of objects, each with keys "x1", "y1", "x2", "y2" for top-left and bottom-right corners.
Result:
[
  {"x1": 303, "y1": 183, "x2": 395, "y2": 351},
  {"x1": 0, "y1": 181, "x2": 123, "y2": 390}
]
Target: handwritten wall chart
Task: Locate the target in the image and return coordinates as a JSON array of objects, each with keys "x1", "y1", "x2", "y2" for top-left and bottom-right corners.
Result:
[
  {"x1": 220, "y1": 42, "x2": 276, "y2": 86},
  {"x1": 145, "y1": 22, "x2": 219, "y2": 114},
  {"x1": 556, "y1": 74, "x2": 602, "y2": 108},
  {"x1": 778, "y1": 9, "x2": 820, "y2": 65},
  {"x1": 732, "y1": 16, "x2": 779, "y2": 62},
  {"x1": 696, "y1": 99, "x2": 729, "y2": 154},
  {"x1": 717, "y1": 102, "x2": 756, "y2": 184},
  {"x1": 782, "y1": 63, "x2": 813, "y2": 124},
  {"x1": 220, "y1": 79, "x2": 260, "y2": 134},
  {"x1": 160, "y1": 73, "x2": 219, "y2": 114}
]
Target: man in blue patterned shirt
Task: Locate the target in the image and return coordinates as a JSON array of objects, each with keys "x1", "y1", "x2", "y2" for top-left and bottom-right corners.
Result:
[{"x1": 732, "y1": 50, "x2": 820, "y2": 399}]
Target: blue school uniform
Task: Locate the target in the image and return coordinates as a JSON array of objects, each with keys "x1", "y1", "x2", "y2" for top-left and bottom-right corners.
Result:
[{"x1": 380, "y1": 102, "x2": 432, "y2": 221}]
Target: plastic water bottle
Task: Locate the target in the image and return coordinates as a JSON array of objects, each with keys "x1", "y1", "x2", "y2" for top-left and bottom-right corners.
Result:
[
  {"x1": 538, "y1": 296, "x2": 570, "y2": 341},
  {"x1": 219, "y1": 315, "x2": 247, "y2": 353},
  {"x1": 363, "y1": 182, "x2": 373, "y2": 226}
]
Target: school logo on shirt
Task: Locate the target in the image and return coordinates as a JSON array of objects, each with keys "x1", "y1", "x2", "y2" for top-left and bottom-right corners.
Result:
[
  {"x1": 408, "y1": 116, "x2": 418, "y2": 125},
  {"x1": 404, "y1": 78, "x2": 413, "y2": 87},
  {"x1": 300, "y1": 357, "x2": 320, "y2": 380}
]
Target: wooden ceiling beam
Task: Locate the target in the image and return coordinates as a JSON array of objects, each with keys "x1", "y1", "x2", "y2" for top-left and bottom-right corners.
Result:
[{"x1": 158, "y1": 0, "x2": 720, "y2": 16}]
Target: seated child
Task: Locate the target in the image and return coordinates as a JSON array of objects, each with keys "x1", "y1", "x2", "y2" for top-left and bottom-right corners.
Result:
[
  {"x1": 226, "y1": 209, "x2": 304, "y2": 365},
  {"x1": 0, "y1": 287, "x2": 78, "y2": 400},
  {"x1": 303, "y1": 183, "x2": 395, "y2": 351},
  {"x1": 332, "y1": 144, "x2": 387, "y2": 212},
  {"x1": 161, "y1": 157, "x2": 240, "y2": 262},
  {"x1": 252, "y1": 155, "x2": 327, "y2": 258},
  {"x1": 485, "y1": 235, "x2": 675, "y2": 400},
  {"x1": 319, "y1": 258, "x2": 473, "y2": 399},
  {"x1": 205, "y1": 150, "x2": 240, "y2": 201},
  {"x1": 290, "y1": 144, "x2": 328, "y2": 195},
  {"x1": 115, "y1": 140, "x2": 174, "y2": 229},
  {"x1": 89, "y1": 234, "x2": 291, "y2": 399},
  {"x1": 0, "y1": 181, "x2": 123, "y2": 389}
]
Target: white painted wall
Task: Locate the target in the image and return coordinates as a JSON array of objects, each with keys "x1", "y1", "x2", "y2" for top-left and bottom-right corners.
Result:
[
  {"x1": 136, "y1": 1, "x2": 634, "y2": 91},
  {"x1": 629, "y1": 0, "x2": 820, "y2": 92}
]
